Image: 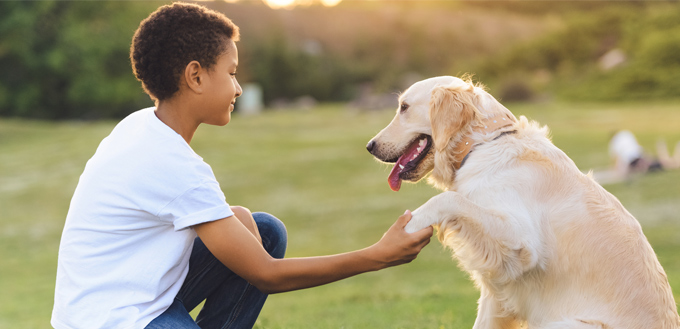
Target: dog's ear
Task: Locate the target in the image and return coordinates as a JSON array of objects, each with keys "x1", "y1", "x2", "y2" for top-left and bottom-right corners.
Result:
[
  {"x1": 429, "y1": 84, "x2": 479, "y2": 152},
  {"x1": 428, "y1": 83, "x2": 480, "y2": 189}
]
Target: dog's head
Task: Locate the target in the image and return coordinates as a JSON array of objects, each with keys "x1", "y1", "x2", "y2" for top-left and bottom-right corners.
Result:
[{"x1": 367, "y1": 76, "x2": 515, "y2": 191}]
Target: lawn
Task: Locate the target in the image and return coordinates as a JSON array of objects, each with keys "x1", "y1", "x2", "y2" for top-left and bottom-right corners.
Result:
[{"x1": 0, "y1": 101, "x2": 678, "y2": 328}]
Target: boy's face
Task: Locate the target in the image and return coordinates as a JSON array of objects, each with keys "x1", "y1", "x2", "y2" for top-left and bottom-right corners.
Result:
[{"x1": 201, "y1": 40, "x2": 241, "y2": 126}]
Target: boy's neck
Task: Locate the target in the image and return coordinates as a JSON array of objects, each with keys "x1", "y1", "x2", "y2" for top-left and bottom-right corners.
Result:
[{"x1": 155, "y1": 98, "x2": 200, "y2": 144}]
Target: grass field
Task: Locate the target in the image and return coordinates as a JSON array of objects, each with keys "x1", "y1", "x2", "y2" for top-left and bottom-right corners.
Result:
[{"x1": 0, "y1": 101, "x2": 679, "y2": 328}]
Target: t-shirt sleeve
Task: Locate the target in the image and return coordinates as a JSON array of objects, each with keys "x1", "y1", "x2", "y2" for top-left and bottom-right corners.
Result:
[{"x1": 158, "y1": 180, "x2": 234, "y2": 231}]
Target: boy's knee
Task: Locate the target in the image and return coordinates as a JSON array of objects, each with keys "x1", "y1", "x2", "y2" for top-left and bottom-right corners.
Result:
[
  {"x1": 253, "y1": 212, "x2": 287, "y2": 259},
  {"x1": 230, "y1": 206, "x2": 252, "y2": 218},
  {"x1": 230, "y1": 206, "x2": 259, "y2": 237}
]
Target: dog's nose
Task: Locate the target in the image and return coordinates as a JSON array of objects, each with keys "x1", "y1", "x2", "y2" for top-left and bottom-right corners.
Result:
[{"x1": 366, "y1": 140, "x2": 376, "y2": 153}]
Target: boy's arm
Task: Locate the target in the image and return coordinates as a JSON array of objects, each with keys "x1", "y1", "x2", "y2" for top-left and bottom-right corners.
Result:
[
  {"x1": 193, "y1": 210, "x2": 433, "y2": 294},
  {"x1": 229, "y1": 206, "x2": 262, "y2": 244}
]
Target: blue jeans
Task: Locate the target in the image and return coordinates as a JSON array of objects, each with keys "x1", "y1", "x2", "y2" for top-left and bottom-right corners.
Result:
[{"x1": 145, "y1": 212, "x2": 287, "y2": 329}]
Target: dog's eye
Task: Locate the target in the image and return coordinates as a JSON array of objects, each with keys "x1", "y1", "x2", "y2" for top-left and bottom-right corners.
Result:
[{"x1": 400, "y1": 103, "x2": 410, "y2": 113}]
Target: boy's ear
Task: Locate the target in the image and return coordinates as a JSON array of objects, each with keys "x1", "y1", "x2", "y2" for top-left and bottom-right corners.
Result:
[{"x1": 184, "y1": 60, "x2": 205, "y2": 94}]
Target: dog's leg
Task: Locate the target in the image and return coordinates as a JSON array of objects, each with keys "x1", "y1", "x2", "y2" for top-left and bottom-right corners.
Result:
[
  {"x1": 405, "y1": 194, "x2": 451, "y2": 233},
  {"x1": 473, "y1": 287, "x2": 521, "y2": 329},
  {"x1": 406, "y1": 191, "x2": 539, "y2": 283},
  {"x1": 405, "y1": 190, "x2": 480, "y2": 233}
]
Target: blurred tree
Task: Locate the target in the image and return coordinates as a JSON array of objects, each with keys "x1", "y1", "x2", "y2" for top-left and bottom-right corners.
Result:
[
  {"x1": 1, "y1": 1, "x2": 677, "y2": 119},
  {"x1": 0, "y1": 1, "x2": 156, "y2": 119},
  {"x1": 471, "y1": 3, "x2": 680, "y2": 101},
  {"x1": 248, "y1": 34, "x2": 362, "y2": 103}
]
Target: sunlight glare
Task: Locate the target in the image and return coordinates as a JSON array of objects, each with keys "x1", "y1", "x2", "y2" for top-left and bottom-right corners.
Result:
[
  {"x1": 263, "y1": 0, "x2": 297, "y2": 9},
  {"x1": 320, "y1": 0, "x2": 342, "y2": 7},
  {"x1": 261, "y1": 0, "x2": 343, "y2": 9}
]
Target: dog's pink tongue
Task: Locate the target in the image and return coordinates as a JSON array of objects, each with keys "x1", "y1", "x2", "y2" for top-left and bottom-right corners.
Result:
[
  {"x1": 388, "y1": 162, "x2": 404, "y2": 192},
  {"x1": 387, "y1": 140, "x2": 423, "y2": 192}
]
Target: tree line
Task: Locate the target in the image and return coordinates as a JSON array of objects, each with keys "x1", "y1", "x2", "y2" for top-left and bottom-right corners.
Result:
[{"x1": 1, "y1": 1, "x2": 678, "y2": 119}]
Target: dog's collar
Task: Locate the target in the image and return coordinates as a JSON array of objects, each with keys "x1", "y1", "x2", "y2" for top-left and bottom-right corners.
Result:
[
  {"x1": 454, "y1": 116, "x2": 516, "y2": 170},
  {"x1": 459, "y1": 130, "x2": 517, "y2": 169}
]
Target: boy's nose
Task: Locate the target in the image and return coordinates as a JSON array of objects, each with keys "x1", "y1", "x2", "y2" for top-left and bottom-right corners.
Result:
[{"x1": 235, "y1": 81, "x2": 242, "y2": 98}]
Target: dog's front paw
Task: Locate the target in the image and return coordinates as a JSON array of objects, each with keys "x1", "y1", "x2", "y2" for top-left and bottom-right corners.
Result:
[
  {"x1": 404, "y1": 208, "x2": 438, "y2": 233},
  {"x1": 404, "y1": 219, "x2": 420, "y2": 234}
]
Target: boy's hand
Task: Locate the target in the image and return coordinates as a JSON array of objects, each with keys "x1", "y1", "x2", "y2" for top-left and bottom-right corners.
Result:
[{"x1": 369, "y1": 210, "x2": 434, "y2": 269}]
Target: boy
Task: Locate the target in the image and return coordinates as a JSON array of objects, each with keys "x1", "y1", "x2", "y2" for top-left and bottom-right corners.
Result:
[{"x1": 51, "y1": 3, "x2": 433, "y2": 328}]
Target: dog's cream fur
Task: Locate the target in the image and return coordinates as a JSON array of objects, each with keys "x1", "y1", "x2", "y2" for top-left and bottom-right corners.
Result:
[{"x1": 368, "y1": 76, "x2": 680, "y2": 329}]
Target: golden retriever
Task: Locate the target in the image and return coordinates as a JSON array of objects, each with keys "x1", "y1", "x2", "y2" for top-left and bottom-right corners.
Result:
[{"x1": 366, "y1": 76, "x2": 680, "y2": 329}]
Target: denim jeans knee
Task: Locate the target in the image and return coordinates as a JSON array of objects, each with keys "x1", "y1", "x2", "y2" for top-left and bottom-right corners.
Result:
[
  {"x1": 147, "y1": 212, "x2": 287, "y2": 329},
  {"x1": 253, "y1": 212, "x2": 287, "y2": 259}
]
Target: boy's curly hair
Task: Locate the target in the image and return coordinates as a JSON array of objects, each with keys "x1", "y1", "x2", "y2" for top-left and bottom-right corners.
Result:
[{"x1": 130, "y1": 2, "x2": 240, "y2": 101}]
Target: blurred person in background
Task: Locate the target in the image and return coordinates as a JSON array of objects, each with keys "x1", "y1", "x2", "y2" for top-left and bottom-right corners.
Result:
[{"x1": 609, "y1": 130, "x2": 680, "y2": 179}]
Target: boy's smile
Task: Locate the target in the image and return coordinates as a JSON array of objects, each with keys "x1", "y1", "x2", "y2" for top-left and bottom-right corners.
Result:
[{"x1": 201, "y1": 40, "x2": 242, "y2": 126}]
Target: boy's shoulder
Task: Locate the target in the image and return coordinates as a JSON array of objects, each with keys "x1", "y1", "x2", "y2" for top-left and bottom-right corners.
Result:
[
  {"x1": 108, "y1": 107, "x2": 184, "y2": 149},
  {"x1": 111, "y1": 107, "x2": 155, "y2": 133},
  {"x1": 93, "y1": 107, "x2": 210, "y2": 179},
  {"x1": 79, "y1": 107, "x2": 218, "y2": 206}
]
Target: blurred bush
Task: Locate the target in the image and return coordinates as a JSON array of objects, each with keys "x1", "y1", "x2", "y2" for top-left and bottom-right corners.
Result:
[
  {"x1": 230, "y1": 1, "x2": 548, "y2": 105},
  {"x1": 473, "y1": 3, "x2": 680, "y2": 101},
  {"x1": 247, "y1": 34, "x2": 364, "y2": 103},
  {"x1": 497, "y1": 77, "x2": 535, "y2": 103},
  {"x1": 1, "y1": 1, "x2": 678, "y2": 119},
  {"x1": 0, "y1": 1, "x2": 549, "y2": 119},
  {"x1": 0, "y1": 1, "x2": 157, "y2": 119}
]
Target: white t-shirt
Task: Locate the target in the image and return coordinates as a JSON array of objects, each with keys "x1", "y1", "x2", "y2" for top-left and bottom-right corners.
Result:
[
  {"x1": 51, "y1": 108, "x2": 234, "y2": 329},
  {"x1": 609, "y1": 130, "x2": 643, "y2": 172}
]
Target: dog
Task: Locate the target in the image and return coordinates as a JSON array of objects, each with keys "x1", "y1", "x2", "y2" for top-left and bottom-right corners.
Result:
[{"x1": 367, "y1": 76, "x2": 680, "y2": 328}]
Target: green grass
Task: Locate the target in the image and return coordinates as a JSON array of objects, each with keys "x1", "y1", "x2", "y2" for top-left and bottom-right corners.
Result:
[{"x1": 0, "y1": 102, "x2": 678, "y2": 328}]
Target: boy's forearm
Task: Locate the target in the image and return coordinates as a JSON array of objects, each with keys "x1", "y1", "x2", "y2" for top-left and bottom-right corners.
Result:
[
  {"x1": 252, "y1": 211, "x2": 432, "y2": 294},
  {"x1": 196, "y1": 210, "x2": 432, "y2": 295},
  {"x1": 256, "y1": 246, "x2": 387, "y2": 294}
]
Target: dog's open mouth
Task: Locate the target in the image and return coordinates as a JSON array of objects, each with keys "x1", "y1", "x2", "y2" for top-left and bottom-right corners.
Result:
[{"x1": 387, "y1": 134, "x2": 432, "y2": 191}]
